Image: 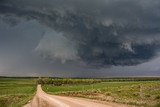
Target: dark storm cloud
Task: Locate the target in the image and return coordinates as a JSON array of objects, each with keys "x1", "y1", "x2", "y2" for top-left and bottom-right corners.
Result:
[{"x1": 1, "y1": 0, "x2": 160, "y2": 67}]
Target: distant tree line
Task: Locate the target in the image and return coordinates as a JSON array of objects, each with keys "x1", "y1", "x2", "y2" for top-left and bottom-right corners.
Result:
[
  {"x1": 101, "y1": 77, "x2": 160, "y2": 82},
  {"x1": 37, "y1": 78, "x2": 101, "y2": 86},
  {"x1": 37, "y1": 77, "x2": 160, "y2": 86}
]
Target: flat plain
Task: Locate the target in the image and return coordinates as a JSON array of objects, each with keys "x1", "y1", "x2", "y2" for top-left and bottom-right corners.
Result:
[
  {"x1": 0, "y1": 77, "x2": 160, "y2": 107},
  {"x1": 0, "y1": 77, "x2": 36, "y2": 107},
  {"x1": 42, "y1": 78, "x2": 160, "y2": 107}
]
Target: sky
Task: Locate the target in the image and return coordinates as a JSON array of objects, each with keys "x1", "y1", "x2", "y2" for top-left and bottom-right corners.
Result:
[{"x1": 0, "y1": 0, "x2": 160, "y2": 77}]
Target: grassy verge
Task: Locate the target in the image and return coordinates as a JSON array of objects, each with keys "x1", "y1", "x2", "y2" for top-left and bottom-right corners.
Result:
[
  {"x1": 43, "y1": 81, "x2": 160, "y2": 107},
  {"x1": 0, "y1": 78, "x2": 37, "y2": 107}
]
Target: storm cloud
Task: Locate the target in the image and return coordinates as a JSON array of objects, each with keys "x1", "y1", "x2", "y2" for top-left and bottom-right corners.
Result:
[{"x1": 1, "y1": 0, "x2": 160, "y2": 67}]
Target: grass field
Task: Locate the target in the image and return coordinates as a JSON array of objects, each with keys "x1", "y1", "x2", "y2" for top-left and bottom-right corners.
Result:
[
  {"x1": 43, "y1": 80, "x2": 160, "y2": 107},
  {"x1": 0, "y1": 77, "x2": 160, "y2": 107},
  {"x1": 0, "y1": 77, "x2": 37, "y2": 107}
]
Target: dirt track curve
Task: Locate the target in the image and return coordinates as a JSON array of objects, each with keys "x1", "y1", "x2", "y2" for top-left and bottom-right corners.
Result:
[{"x1": 24, "y1": 85, "x2": 135, "y2": 107}]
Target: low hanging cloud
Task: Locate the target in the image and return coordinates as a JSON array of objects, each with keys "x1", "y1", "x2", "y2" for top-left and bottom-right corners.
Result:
[
  {"x1": 35, "y1": 31, "x2": 79, "y2": 63},
  {"x1": 1, "y1": 0, "x2": 160, "y2": 67}
]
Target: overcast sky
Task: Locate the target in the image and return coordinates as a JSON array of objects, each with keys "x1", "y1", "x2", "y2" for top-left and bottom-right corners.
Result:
[{"x1": 0, "y1": 0, "x2": 160, "y2": 77}]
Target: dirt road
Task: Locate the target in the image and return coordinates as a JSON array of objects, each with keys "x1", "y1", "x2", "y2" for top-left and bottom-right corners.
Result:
[{"x1": 24, "y1": 85, "x2": 135, "y2": 107}]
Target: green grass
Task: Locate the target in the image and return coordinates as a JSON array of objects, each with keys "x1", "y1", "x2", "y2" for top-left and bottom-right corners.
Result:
[
  {"x1": 43, "y1": 81, "x2": 160, "y2": 107},
  {"x1": 1, "y1": 77, "x2": 159, "y2": 107},
  {"x1": 0, "y1": 78, "x2": 37, "y2": 107}
]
